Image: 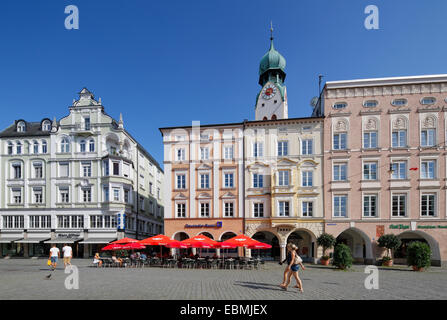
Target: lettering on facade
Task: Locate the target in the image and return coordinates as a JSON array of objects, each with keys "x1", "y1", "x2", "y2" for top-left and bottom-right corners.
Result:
[
  {"x1": 185, "y1": 222, "x2": 222, "y2": 229},
  {"x1": 389, "y1": 224, "x2": 409, "y2": 230},
  {"x1": 417, "y1": 225, "x2": 447, "y2": 230}
]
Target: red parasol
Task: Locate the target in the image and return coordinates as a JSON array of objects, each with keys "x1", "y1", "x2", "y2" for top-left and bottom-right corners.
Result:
[
  {"x1": 246, "y1": 242, "x2": 272, "y2": 249},
  {"x1": 181, "y1": 235, "x2": 218, "y2": 248},
  {"x1": 110, "y1": 237, "x2": 139, "y2": 244},
  {"x1": 221, "y1": 234, "x2": 261, "y2": 247},
  {"x1": 165, "y1": 240, "x2": 190, "y2": 249},
  {"x1": 120, "y1": 242, "x2": 146, "y2": 250},
  {"x1": 139, "y1": 234, "x2": 175, "y2": 246},
  {"x1": 101, "y1": 244, "x2": 124, "y2": 251},
  {"x1": 139, "y1": 234, "x2": 176, "y2": 258}
]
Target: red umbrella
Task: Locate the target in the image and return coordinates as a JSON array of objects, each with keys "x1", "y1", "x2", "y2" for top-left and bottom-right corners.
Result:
[
  {"x1": 221, "y1": 234, "x2": 261, "y2": 247},
  {"x1": 181, "y1": 235, "x2": 219, "y2": 258},
  {"x1": 139, "y1": 234, "x2": 175, "y2": 246},
  {"x1": 139, "y1": 234, "x2": 176, "y2": 258},
  {"x1": 247, "y1": 242, "x2": 272, "y2": 249},
  {"x1": 111, "y1": 237, "x2": 139, "y2": 244},
  {"x1": 101, "y1": 244, "x2": 124, "y2": 251},
  {"x1": 121, "y1": 242, "x2": 146, "y2": 250},
  {"x1": 181, "y1": 235, "x2": 218, "y2": 248},
  {"x1": 165, "y1": 240, "x2": 190, "y2": 249}
]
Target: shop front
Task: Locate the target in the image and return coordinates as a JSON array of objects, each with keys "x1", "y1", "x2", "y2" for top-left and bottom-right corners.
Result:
[
  {"x1": 245, "y1": 219, "x2": 324, "y2": 262},
  {"x1": 326, "y1": 221, "x2": 447, "y2": 266},
  {"x1": 165, "y1": 218, "x2": 244, "y2": 257},
  {"x1": 0, "y1": 232, "x2": 24, "y2": 257}
]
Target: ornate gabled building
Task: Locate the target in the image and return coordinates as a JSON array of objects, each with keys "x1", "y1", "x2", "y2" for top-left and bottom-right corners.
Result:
[{"x1": 0, "y1": 88, "x2": 164, "y2": 258}]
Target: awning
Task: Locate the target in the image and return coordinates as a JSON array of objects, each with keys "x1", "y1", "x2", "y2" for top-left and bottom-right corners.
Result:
[
  {"x1": 0, "y1": 236, "x2": 23, "y2": 243},
  {"x1": 44, "y1": 238, "x2": 83, "y2": 244},
  {"x1": 79, "y1": 238, "x2": 117, "y2": 244},
  {"x1": 15, "y1": 237, "x2": 50, "y2": 244}
]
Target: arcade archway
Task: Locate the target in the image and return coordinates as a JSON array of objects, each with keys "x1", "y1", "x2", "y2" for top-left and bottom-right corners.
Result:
[
  {"x1": 336, "y1": 228, "x2": 373, "y2": 264},
  {"x1": 286, "y1": 229, "x2": 316, "y2": 262},
  {"x1": 395, "y1": 231, "x2": 441, "y2": 266},
  {"x1": 252, "y1": 231, "x2": 280, "y2": 261}
]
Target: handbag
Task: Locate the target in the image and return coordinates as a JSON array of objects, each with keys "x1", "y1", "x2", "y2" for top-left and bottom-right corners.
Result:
[
  {"x1": 293, "y1": 253, "x2": 302, "y2": 265},
  {"x1": 47, "y1": 259, "x2": 52, "y2": 266}
]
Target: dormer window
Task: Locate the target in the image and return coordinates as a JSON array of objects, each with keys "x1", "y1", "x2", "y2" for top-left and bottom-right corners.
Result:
[
  {"x1": 391, "y1": 99, "x2": 407, "y2": 107},
  {"x1": 421, "y1": 97, "x2": 436, "y2": 105},
  {"x1": 363, "y1": 100, "x2": 378, "y2": 108},
  {"x1": 333, "y1": 102, "x2": 347, "y2": 110},
  {"x1": 17, "y1": 121, "x2": 26, "y2": 132},
  {"x1": 42, "y1": 120, "x2": 51, "y2": 131}
]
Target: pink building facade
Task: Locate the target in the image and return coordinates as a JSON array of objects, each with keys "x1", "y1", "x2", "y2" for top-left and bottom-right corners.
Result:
[{"x1": 317, "y1": 75, "x2": 447, "y2": 266}]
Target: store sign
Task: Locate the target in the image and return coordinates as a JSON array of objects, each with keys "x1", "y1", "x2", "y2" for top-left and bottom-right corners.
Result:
[
  {"x1": 117, "y1": 211, "x2": 126, "y2": 231},
  {"x1": 57, "y1": 233, "x2": 81, "y2": 239},
  {"x1": 185, "y1": 221, "x2": 222, "y2": 229},
  {"x1": 389, "y1": 224, "x2": 409, "y2": 230},
  {"x1": 418, "y1": 225, "x2": 447, "y2": 230}
]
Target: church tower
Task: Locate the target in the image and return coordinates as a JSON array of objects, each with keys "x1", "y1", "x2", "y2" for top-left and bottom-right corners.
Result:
[{"x1": 255, "y1": 26, "x2": 288, "y2": 121}]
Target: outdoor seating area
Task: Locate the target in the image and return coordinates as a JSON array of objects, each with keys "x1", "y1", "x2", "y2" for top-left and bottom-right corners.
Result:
[
  {"x1": 94, "y1": 234, "x2": 270, "y2": 270},
  {"x1": 96, "y1": 256, "x2": 264, "y2": 270}
]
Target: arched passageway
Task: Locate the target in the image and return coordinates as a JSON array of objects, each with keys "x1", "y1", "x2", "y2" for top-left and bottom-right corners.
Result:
[{"x1": 252, "y1": 231, "x2": 280, "y2": 261}]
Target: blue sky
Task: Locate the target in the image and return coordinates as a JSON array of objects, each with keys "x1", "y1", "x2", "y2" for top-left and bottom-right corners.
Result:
[{"x1": 1, "y1": 1, "x2": 446, "y2": 166}]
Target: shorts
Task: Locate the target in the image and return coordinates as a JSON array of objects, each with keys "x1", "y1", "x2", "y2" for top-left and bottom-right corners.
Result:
[
  {"x1": 63, "y1": 257, "x2": 71, "y2": 264},
  {"x1": 291, "y1": 264, "x2": 300, "y2": 272},
  {"x1": 50, "y1": 257, "x2": 58, "y2": 263}
]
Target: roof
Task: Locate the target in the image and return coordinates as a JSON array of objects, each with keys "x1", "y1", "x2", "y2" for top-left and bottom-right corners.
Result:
[
  {"x1": 325, "y1": 74, "x2": 447, "y2": 89},
  {"x1": 159, "y1": 116, "x2": 324, "y2": 132},
  {"x1": 259, "y1": 39, "x2": 286, "y2": 76},
  {"x1": 0, "y1": 120, "x2": 52, "y2": 138}
]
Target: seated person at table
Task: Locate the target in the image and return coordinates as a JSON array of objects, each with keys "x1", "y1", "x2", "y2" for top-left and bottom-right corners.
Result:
[
  {"x1": 212, "y1": 253, "x2": 218, "y2": 259},
  {"x1": 130, "y1": 252, "x2": 136, "y2": 260},
  {"x1": 112, "y1": 255, "x2": 123, "y2": 267},
  {"x1": 189, "y1": 252, "x2": 194, "y2": 258},
  {"x1": 193, "y1": 253, "x2": 200, "y2": 259},
  {"x1": 140, "y1": 253, "x2": 147, "y2": 261},
  {"x1": 93, "y1": 253, "x2": 102, "y2": 267}
]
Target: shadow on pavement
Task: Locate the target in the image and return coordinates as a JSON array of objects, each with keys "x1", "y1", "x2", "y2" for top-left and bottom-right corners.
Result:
[{"x1": 233, "y1": 281, "x2": 286, "y2": 292}]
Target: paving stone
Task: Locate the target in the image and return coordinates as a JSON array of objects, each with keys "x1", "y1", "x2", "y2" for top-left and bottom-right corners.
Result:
[{"x1": 0, "y1": 259, "x2": 445, "y2": 300}]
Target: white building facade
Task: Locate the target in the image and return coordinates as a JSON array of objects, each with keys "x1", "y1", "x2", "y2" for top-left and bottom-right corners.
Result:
[{"x1": 0, "y1": 88, "x2": 164, "y2": 258}]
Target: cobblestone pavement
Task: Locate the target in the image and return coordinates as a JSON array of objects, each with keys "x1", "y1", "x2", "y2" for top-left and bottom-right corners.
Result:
[{"x1": 0, "y1": 259, "x2": 446, "y2": 300}]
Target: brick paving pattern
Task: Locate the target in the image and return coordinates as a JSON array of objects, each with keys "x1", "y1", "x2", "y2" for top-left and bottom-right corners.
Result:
[{"x1": 0, "y1": 259, "x2": 446, "y2": 300}]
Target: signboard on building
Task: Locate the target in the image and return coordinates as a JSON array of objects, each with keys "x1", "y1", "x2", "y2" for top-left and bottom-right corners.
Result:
[
  {"x1": 185, "y1": 221, "x2": 222, "y2": 228},
  {"x1": 117, "y1": 211, "x2": 126, "y2": 231},
  {"x1": 56, "y1": 233, "x2": 81, "y2": 239}
]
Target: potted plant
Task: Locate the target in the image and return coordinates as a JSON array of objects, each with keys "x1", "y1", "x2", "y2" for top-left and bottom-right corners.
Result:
[
  {"x1": 332, "y1": 243, "x2": 353, "y2": 270},
  {"x1": 407, "y1": 241, "x2": 431, "y2": 271},
  {"x1": 377, "y1": 234, "x2": 401, "y2": 267},
  {"x1": 317, "y1": 233, "x2": 336, "y2": 265}
]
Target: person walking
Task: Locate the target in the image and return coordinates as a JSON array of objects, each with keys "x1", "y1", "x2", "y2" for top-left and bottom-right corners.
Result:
[
  {"x1": 62, "y1": 243, "x2": 73, "y2": 268},
  {"x1": 280, "y1": 243, "x2": 305, "y2": 292},
  {"x1": 49, "y1": 244, "x2": 60, "y2": 271}
]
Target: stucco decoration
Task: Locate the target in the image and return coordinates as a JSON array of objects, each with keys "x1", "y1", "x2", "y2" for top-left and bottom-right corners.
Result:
[
  {"x1": 364, "y1": 118, "x2": 378, "y2": 130},
  {"x1": 245, "y1": 223, "x2": 278, "y2": 238},
  {"x1": 393, "y1": 117, "x2": 407, "y2": 130},
  {"x1": 334, "y1": 119, "x2": 348, "y2": 132},
  {"x1": 423, "y1": 115, "x2": 436, "y2": 129}
]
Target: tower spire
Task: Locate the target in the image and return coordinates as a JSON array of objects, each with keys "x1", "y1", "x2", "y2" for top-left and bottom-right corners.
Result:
[{"x1": 270, "y1": 21, "x2": 274, "y2": 41}]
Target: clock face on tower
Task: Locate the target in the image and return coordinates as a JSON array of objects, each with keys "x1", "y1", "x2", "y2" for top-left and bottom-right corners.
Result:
[{"x1": 262, "y1": 83, "x2": 277, "y2": 100}]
